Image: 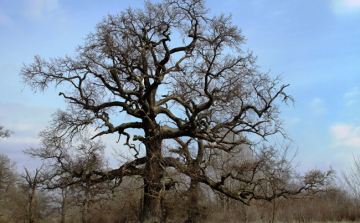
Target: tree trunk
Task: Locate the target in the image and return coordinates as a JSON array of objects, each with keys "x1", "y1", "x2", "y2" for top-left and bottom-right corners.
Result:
[
  {"x1": 271, "y1": 198, "x2": 277, "y2": 223},
  {"x1": 185, "y1": 179, "x2": 200, "y2": 223},
  {"x1": 184, "y1": 140, "x2": 204, "y2": 223},
  {"x1": 60, "y1": 188, "x2": 67, "y2": 223},
  {"x1": 81, "y1": 186, "x2": 90, "y2": 223},
  {"x1": 28, "y1": 190, "x2": 35, "y2": 223},
  {"x1": 81, "y1": 201, "x2": 89, "y2": 223},
  {"x1": 141, "y1": 137, "x2": 165, "y2": 223}
]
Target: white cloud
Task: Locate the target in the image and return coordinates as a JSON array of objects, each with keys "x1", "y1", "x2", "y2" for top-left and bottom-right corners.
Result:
[
  {"x1": 347, "y1": 100, "x2": 358, "y2": 106},
  {"x1": 14, "y1": 124, "x2": 33, "y2": 132},
  {"x1": 344, "y1": 87, "x2": 359, "y2": 106},
  {"x1": 330, "y1": 123, "x2": 360, "y2": 148},
  {"x1": 343, "y1": 0, "x2": 360, "y2": 7},
  {"x1": 0, "y1": 102, "x2": 55, "y2": 147},
  {"x1": 6, "y1": 137, "x2": 40, "y2": 145},
  {"x1": 345, "y1": 87, "x2": 360, "y2": 97},
  {"x1": 24, "y1": 0, "x2": 60, "y2": 20},
  {"x1": 331, "y1": 124, "x2": 352, "y2": 139},
  {"x1": 285, "y1": 116, "x2": 301, "y2": 127},
  {"x1": 310, "y1": 98, "x2": 326, "y2": 114},
  {"x1": 331, "y1": 0, "x2": 360, "y2": 14}
]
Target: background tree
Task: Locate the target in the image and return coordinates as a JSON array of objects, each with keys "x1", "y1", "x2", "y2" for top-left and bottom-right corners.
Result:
[
  {"x1": 0, "y1": 125, "x2": 12, "y2": 139},
  {"x1": 0, "y1": 154, "x2": 22, "y2": 222},
  {"x1": 0, "y1": 131, "x2": 16, "y2": 197},
  {"x1": 343, "y1": 155, "x2": 360, "y2": 216},
  {"x1": 0, "y1": 154, "x2": 18, "y2": 197},
  {"x1": 20, "y1": 0, "x2": 331, "y2": 222},
  {"x1": 25, "y1": 132, "x2": 112, "y2": 223},
  {"x1": 21, "y1": 166, "x2": 47, "y2": 223},
  {"x1": 52, "y1": 187, "x2": 72, "y2": 223}
]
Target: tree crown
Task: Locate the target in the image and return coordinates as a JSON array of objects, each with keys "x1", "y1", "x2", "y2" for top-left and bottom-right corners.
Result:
[{"x1": 21, "y1": 0, "x2": 291, "y2": 152}]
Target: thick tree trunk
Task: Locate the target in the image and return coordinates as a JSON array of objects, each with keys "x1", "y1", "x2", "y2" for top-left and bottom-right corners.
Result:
[
  {"x1": 60, "y1": 188, "x2": 67, "y2": 223},
  {"x1": 81, "y1": 201, "x2": 89, "y2": 223},
  {"x1": 61, "y1": 203, "x2": 66, "y2": 223},
  {"x1": 185, "y1": 179, "x2": 200, "y2": 223},
  {"x1": 28, "y1": 190, "x2": 35, "y2": 223},
  {"x1": 140, "y1": 137, "x2": 165, "y2": 223},
  {"x1": 185, "y1": 140, "x2": 204, "y2": 223},
  {"x1": 81, "y1": 187, "x2": 90, "y2": 223}
]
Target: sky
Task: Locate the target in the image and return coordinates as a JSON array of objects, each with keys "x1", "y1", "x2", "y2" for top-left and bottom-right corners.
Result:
[{"x1": 0, "y1": 0, "x2": 359, "y2": 178}]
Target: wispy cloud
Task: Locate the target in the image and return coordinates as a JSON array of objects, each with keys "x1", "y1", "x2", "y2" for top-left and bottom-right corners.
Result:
[
  {"x1": 343, "y1": 0, "x2": 360, "y2": 7},
  {"x1": 24, "y1": 0, "x2": 60, "y2": 20},
  {"x1": 331, "y1": 0, "x2": 360, "y2": 14},
  {"x1": 0, "y1": 12, "x2": 13, "y2": 26},
  {"x1": 347, "y1": 99, "x2": 358, "y2": 106},
  {"x1": 0, "y1": 102, "x2": 55, "y2": 147},
  {"x1": 345, "y1": 87, "x2": 360, "y2": 97},
  {"x1": 330, "y1": 123, "x2": 360, "y2": 148},
  {"x1": 310, "y1": 98, "x2": 326, "y2": 114},
  {"x1": 344, "y1": 87, "x2": 359, "y2": 106}
]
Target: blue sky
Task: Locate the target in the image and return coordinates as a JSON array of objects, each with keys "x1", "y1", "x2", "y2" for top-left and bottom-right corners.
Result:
[{"x1": 0, "y1": 0, "x2": 359, "y2": 176}]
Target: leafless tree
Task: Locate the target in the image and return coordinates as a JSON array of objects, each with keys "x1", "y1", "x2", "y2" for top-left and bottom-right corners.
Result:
[
  {"x1": 25, "y1": 132, "x2": 112, "y2": 223},
  {"x1": 0, "y1": 154, "x2": 20, "y2": 221},
  {"x1": 20, "y1": 0, "x2": 332, "y2": 221},
  {"x1": 21, "y1": 166, "x2": 45, "y2": 223},
  {"x1": 56, "y1": 187, "x2": 71, "y2": 223},
  {"x1": 0, "y1": 126, "x2": 12, "y2": 139},
  {"x1": 0, "y1": 154, "x2": 18, "y2": 195},
  {"x1": 343, "y1": 155, "x2": 360, "y2": 213},
  {"x1": 171, "y1": 137, "x2": 333, "y2": 222}
]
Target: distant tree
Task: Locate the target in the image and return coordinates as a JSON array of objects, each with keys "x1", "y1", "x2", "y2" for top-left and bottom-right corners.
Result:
[
  {"x1": 20, "y1": 0, "x2": 331, "y2": 221},
  {"x1": 343, "y1": 155, "x2": 360, "y2": 213},
  {"x1": 53, "y1": 187, "x2": 72, "y2": 223},
  {"x1": 0, "y1": 138, "x2": 27, "y2": 223},
  {"x1": 0, "y1": 154, "x2": 21, "y2": 221},
  {"x1": 21, "y1": 166, "x2": 46, "y2": 223},
  {"x1": 70, "y1": 141, "x2": 112, "y2": 223},
  {"x1": 25, "y1": 133, "x2": 112, "y2": 223},
  {"x1": 176, "y1": 139, "x2": 333, "y2": 222},
  {"x1": 0, "y1": 154, "x2": 18, "y2": 195},
  {"x1": 0, "y1": 126, "x2": 12, "y2": 139}
]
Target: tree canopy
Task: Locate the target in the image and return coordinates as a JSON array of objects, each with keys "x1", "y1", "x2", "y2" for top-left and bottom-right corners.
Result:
[{"x1": 20, "y1": 0, "x2": 331, "y2": 222}]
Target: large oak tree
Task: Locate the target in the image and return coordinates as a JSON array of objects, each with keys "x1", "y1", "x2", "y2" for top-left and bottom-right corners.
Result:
[{"x1": 21, "y1": 0, "x2": 331, "y2": 222}]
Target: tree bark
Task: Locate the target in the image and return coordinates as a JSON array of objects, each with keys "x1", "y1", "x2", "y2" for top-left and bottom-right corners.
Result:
[
  {"x1": 81, "y1": 186, "x2": 90, "y2": 223},
  {"x1": 185, "y1": 179, "x2": 200, "y2": 223},
  {"x1": 28, "y1": 192, "x2": 35, "y2": 223},
  {"x1": 185, "y1": 140, "x2": 203, "y2": 223},
  {"x1": 60, "y1": 188, "x2": 67, "y2": 223},
  {"x1": 141, "y1": 137, "x2": 165, "y2": 223}
]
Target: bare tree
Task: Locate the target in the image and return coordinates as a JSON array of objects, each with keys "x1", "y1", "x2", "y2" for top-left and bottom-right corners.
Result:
[
  {"x1": 21, "y1": 166, "x2": 44, "y2": 223},
  {"x1": 20, "y1": 0, "x2": 331, "y2": 221},
  {"x1": 343, "y1": 155, "x2": 360, "y2": 214},
  {"x1": 0, "y1": 154, "x2": 21, "y2": 221},
  {"x1": 56, "y1": 187, "x2": 71, "y2": 223},
  {"x1": 0, "y1": 138, "x2": 27, "y2": 223},
  {"x1": 0, "y1": 126, "x2": 12, "y2": 139},
  {"x1": 25, "y1": 132, "x2": 112, "y2": 223},
  {"x1": 0, "y1": 154, "x2": 18, "y2": 194},
  {"x1": 172, "y1": 138, "x2": 333, "y2": 222}
]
